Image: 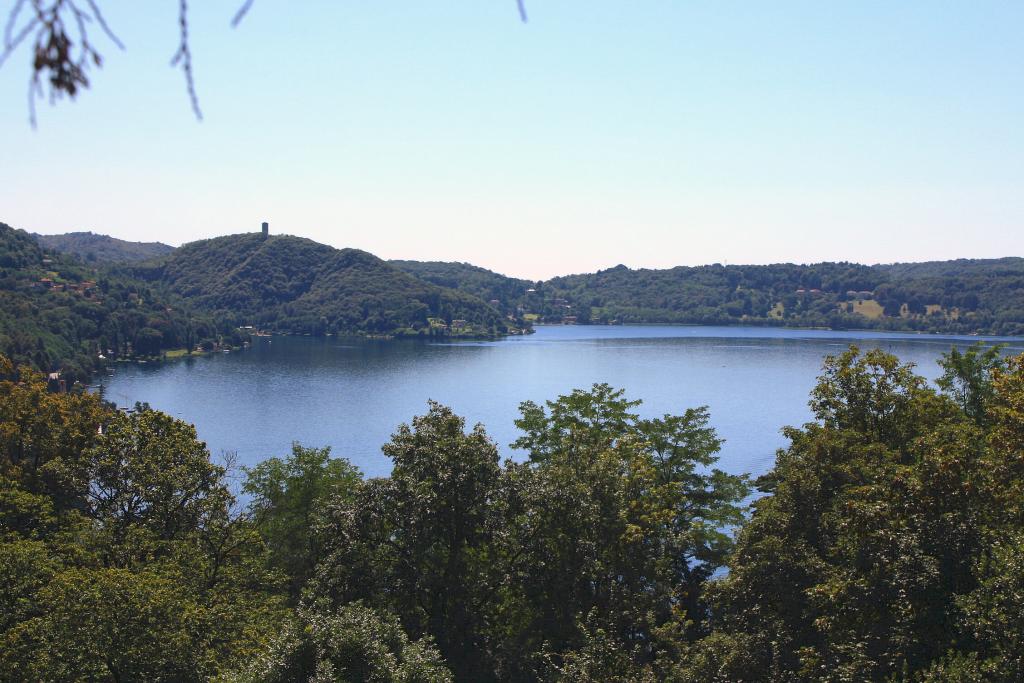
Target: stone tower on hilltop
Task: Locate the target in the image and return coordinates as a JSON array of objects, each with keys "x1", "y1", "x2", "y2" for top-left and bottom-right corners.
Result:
[{"x1": 261, "y1": 221, "x2": 269, "y2": 239}]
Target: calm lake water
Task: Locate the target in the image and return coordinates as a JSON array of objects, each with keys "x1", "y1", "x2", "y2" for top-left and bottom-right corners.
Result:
[{"x1": 96, "y1": 326, "x2": 1024, "y2": 480}]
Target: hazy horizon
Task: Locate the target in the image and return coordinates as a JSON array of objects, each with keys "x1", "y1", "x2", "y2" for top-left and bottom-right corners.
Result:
[{"x1": 4, "y1": 2, "x2": 1023, "y2": 280}]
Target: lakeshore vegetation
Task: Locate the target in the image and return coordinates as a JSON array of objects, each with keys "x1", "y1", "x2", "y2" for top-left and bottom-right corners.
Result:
[
  {"x1": 5, "y1": 220, "x2": 1024, "y2": 385},
  {"x1": 3, "y1": 342, "x2": 1024, "y2": 681}
]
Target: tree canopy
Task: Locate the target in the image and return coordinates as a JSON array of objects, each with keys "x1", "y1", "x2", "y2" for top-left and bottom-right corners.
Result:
[{"x1": 3, "y1": 342, "x2": 1024, "y2": 680}]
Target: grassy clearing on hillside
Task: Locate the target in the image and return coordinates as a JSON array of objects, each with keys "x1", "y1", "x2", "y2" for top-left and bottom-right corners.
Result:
[{"x1": 851, "y1": 299, "x2": 885, "y2": 319}]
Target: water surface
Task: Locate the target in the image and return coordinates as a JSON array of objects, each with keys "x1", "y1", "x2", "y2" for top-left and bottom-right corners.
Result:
[{"x1": 96, "y1": 326, "x2": 1024, "y2": 479}]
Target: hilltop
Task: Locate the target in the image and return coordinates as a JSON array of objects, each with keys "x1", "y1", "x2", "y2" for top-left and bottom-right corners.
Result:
[
  {"x1": 136, "y1": 233, "x2": 515, "y2": 338},
  {"x1": 34, "y1": 231, "x2": 175, "y2": 263}
]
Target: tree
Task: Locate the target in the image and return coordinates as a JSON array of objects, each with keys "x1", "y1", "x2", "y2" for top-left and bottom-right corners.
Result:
[
  {"x1": 313, "y1": 401, "x2": 505, "y2": 681},
  {"x1": 229, "y1": 601, "x2": 453, "y2": 683},
  {"x1": 0, "y1": 355, "x2": 107, "y2": 511},
  {"x1": 0, "y1": 354, "x2": 288, "y2": 679},
  {"x1": 694, "y1": 348, "x2": 996, "y2": 681},
  {"x1": 243, "y1": 443, "x2": 361, "y2": 600},
  {"x1": 2, "y1": 567, "x2": 208, "y2": 681},
  {"x1": 501, "y1": 384, "x2": 748, "y2": 677},
  {"x1": 133, "y1": 326, "x2": 164, "y2": 356},
  {"x1": 83, "y1": 407, "x2": 231, "y2": 558},
  {"x1": 937, "y1": 342, "x2": 1007, "y2": 426}
]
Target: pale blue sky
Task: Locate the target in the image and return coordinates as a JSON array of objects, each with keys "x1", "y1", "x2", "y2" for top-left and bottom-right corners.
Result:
[{"x1": 2, "y1": 1, "x2": 1022, "y2": 280}]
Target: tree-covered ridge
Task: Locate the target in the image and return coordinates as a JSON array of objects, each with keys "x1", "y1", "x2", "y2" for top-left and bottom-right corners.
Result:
[
  {"x1": 139, "y1": 233, "x2": 522, "y2": 338},
  {"x1": 387, "y1": 258, "x2": 1024, "y2": 334},
  {"x1": 390, "y1": 260, "x2": 535, "y2": 318},
  {"x1": 33, "y1": 231, "x2": 176, "y2": 264},
  {"x1": 0, "y1": 222, "x2": 230, "y2": 383},
  {"x1": 8, "y1": 219, "x2": 1024, "y2": 381},
  {"x1": 4, "y1": 344, "x2": 1024, "y2": 680},
  {"x1": 537, "y1": 260, "x2": 1024, "y2": 334}
]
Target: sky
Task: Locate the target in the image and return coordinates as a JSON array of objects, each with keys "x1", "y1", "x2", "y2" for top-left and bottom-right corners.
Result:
[{"x1": 2, "y1": 1, "x2": 1022, "y2": 281}]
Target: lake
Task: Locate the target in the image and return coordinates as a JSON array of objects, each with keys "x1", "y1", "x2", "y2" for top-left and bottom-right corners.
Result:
[{"x1": 96, "y1": 326, "x2": 1024, "y2": 480}]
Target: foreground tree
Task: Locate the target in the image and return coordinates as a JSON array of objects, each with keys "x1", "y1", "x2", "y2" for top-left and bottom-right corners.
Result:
[
  {"x1": 686, "y1": 347, "x2": 1017, "y2": 682},
  {"x1": 227, "y1": 601, "x2": 453, "y2": 683},
  {"x1": 244, "y1": 443, "x2": 361, "y2": 601},
  {"x1": 309, "y1": 387, "x2": 748, "y2": 681},
  {"x1": 312, "y1": 402, "x2": 505, "y2": 681},
  {"x1": 937, "y1": 341, "x2": 1007, "y2": 426},
  {"x1": 503, "y1": 385, "x2": 748, "y2": 679},
  {"x1": 0, "y1": 354, "x2": 287, "y2": 680}
]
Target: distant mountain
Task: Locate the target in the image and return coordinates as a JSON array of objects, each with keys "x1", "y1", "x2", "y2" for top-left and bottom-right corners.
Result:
[
  {"x1": 137, "y1": 233, "x2": 516, "y2": 337},
  {"x1": 34, "y1": 231, "x2": 175, "y2": 263}
]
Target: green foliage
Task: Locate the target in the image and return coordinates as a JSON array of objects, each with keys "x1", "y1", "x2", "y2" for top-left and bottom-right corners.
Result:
[
  {"x1": 0, "y1": 221, "x2": 227, "y2": 379},
  {"x1": 946, "y1": 534, "x2": 1024, "y2": 681},
  {"x1": 498, "y1": 386, "x2": 748, "y2": 677},
  {"x1": 83, "y1": 408, "x2": 232, "y2": 559},
  {"x1": 391, "y1": 260, "x2": 534, "y2": 318},
  {"x1": 937, "y1": 342, "x2": 1007, "y2": 425},
  {"x1": 5, "y1": 340, "x2": 1024, "y2": 681},
  {"x1": 34, "y1": 231, "x2": 175, "y2": 264},
  {"x1": 3, "y1": 567, "x2": 208, "y2": 681},
  {"x1": 312, "y1": 402, "x2": 505, "y2": 680},
  {"x1": 527, "y1": 260, "x2": 1024, "y2": 334},
  {"x1": 0, "y1": 355, "x2": 288, "y2": 681},
  {"x1": 141, "y1": 233, "x2": 511, "y2": 337},
  {"x1": 244, "y1": 444, "x2": 362, "y2": 600},
  {"x1": 229, "y1": 601, "x2": 453, "y2": 683},
  {"x1": 308, "y1": 388, "x2": 748, "y2": 681},
  {"x1": 695, "y1": 347, "x2": 1022, "y2": 681}
]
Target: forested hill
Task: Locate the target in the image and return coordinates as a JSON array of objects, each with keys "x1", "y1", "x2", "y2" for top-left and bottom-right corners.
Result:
[
  {"x1": 34, "y1": 231, "x2": 175, "y2": 263},
  {"x1": 390, "y1": 260, "x2": 534, "y2": 318},
  {"x1": 535, "y1": 259, "x2": 1024, "y2": 334},
  {"x1": 136, "y1": 233, "x2": 516, "y2": 337},
  {"x1": 0, "y1": 222, "x2": 227, "y2": 383},
  {"x1": 7, "y1": 218, "x2": 1023, "y2": 379},
  {"x1": 402, "y1": 258, "x2": 1023, "y2": 336}
]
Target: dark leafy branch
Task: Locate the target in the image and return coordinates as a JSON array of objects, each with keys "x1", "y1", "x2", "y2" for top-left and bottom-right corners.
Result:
[{"x1": 1, "y1": 0, "x2": 123, "y2": 125}]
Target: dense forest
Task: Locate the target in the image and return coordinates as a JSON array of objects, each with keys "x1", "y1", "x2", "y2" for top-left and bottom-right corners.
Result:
[
  {"x1": 390, "y1": 260, "x2": 535, "y2": 318},
  {"x1": 34, "y1": 232, "x2": 175, "y2": 264},
  {"x1": 13, "y1": 224, "x2": 1024, "y2": 384},
  {"x1": 0, "y1": 223, "x2": 234, "y2": 385},
  {"x1": 1, "y1": 224, "x2": 528, "y2": 383},
  {"x1": 3, "y1": 342, "x2": 1023, "y2": 680},
  {"x1": 421, "y1": 260, "x2": 1024, "y2": 335},
  {"x1": 135, "y1": 234, "x2": 519, "y2": 339},
  {"x1": 38, "y1": 229, "x2": 1024, "y2": 337}
]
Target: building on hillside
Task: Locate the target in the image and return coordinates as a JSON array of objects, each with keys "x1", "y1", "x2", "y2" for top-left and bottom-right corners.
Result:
[{"x1": 261, "y1": 221, "x2": 269, "y2": 238}]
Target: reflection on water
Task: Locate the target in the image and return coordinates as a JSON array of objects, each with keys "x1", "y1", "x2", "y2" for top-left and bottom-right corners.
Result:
[{"x1": 97, "y1": 326, "x2": 1024, "y2": 479}]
